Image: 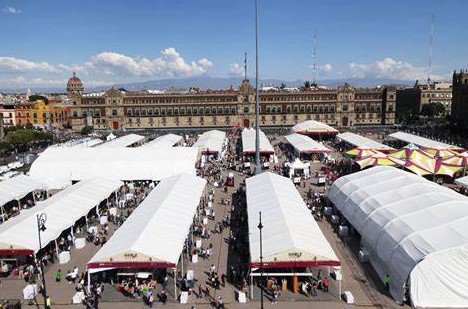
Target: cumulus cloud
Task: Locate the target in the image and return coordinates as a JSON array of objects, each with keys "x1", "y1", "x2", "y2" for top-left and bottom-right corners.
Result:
[
  {"x1": 229, "y1": 63, "x2": 244, "y2": 76},
  {"x1": 87, "y1": 48, "x2": 212, "y2": 78},
  {"x1": 0, "y1": 76, "x2": 110, "y2": 88},
  {"x1": 0, "y1": 57, "x2": 59, "y2": 73},
  {"x1": 348, "y1": 57, "x2": 445, "y2": 81},
  {"x1": 320, "y1": 64, "x2": 333, "y2": 73},
  {"x1": 2, "y1": 6, "x2": 21, "y2": 14}
]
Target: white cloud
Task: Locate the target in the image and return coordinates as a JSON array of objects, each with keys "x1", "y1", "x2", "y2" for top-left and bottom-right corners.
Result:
[
  {"x1": 0, "y1": 76, "x2": 110, "y2": 88},
  {"x1": 2, "y1": 6, "x2": 21, "y2": 14},
  {"x1": 348, "y1": 57, "x2": 445, "y2": 81},
  {"x1": 320, "y1": 64, "x2": 333, "y2": 73},
  {"x1": 88, "y1": 48, "x2": 212, "y2": 78},
  {"x1": 229, "y1": 63, "x2": 244, "y2": 76},
  {"x1": 0, "y1": 57, "x2": 59, "y2": 73}
]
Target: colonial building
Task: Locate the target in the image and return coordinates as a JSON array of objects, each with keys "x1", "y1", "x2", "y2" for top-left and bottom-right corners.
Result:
[
  {"x1": 15, "y1": 100, "x2": 70, "y2": 128},
  {"x1": 396, "y1": 81, "x2": 452, "y2": 117},
  {"x1": 68, "y1": 74, "x2": 395, "y2": 131},
  {"x1": 451, "y1": 70, "x2": 468, "y2": 127}
]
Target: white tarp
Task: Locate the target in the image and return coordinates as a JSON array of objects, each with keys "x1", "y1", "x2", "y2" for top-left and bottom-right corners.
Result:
[
  {"x1": 388, "y1": 131, "x2": 462, "y2": 150},
  {"x1": 336, "y1": 132, "x2": 394, "y2": 150},
  {"x1": 142, "y1": 134, "x2": 183, "y2": 148},
  {"x1": 29, "y1": 147, "x2": 199, "y2": 189},
  {"x1": 51, "y1": 138, "x2": 103, "y2": 148},
  {"x1": 88, "y1": 174, "x2": 206, "y2": 269},
  {"x1": 193, "y1": 130, "x2": 226, "y2": 155},
  {"x1": 0, "y1": 174, "x2": 47, "y2": 207},
  {"x1": 242, "y1": 128, "x2": 274, "y2": 154},
  {"x1": 328, "y1": 166, "x2": 468, "y2": 307},
  {"x1": 97, "y1": 133, "x2": 145, "y2": 148},
  {"x1": 292, "y1": 120, "x2": 338, "y2": 135},
  {"x1": 246, "y1": 172, "x2": 339, "y2": 268},
  {"x1": 455, "y1": 176, "x2": 468, "y2": 188},
  {"x1": 285, "y1": 133, "x2": 331, "y2": 154},
  {"x1": 0, "y1": 177, "x2": 123, "y2": 254}
]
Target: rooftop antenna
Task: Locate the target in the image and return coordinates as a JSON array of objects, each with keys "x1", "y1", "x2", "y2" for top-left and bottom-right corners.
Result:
[
  {"x1": 313, "y1": 30, "x2": 317, "y2": 86},
  {"x1": 244, "y1": 52, "x2": 248, "y2": 80},
  {"x1": 428, "y1": 14, "x2": 434, "y2": 85}
]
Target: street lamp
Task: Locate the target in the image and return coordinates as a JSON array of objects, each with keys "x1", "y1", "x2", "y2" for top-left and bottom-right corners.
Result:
[
  {"x1": 257, "y1": 211, "x2": 264, "y2": 309},
  {"x1": 254, "y1": 0, "x2": 261, "y2": 175},
  {"x1": 36, "y1": 213, "x2": 48, "y2": 309}
]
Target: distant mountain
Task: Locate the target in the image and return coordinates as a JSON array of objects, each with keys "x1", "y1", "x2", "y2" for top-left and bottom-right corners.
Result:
[{"x1": 1, "y1": 76, "x2": 414, "y2": 94}]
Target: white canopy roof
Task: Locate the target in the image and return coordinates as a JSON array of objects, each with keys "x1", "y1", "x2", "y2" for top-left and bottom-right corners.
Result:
[
  {"x1": 97, "y1": 133, "x2": 145, "y2": 148},
  {"x1": 88, "y1": 174, "x2": 206, "y2": 269},
  {"x1": 242, "y1": 128, "x2": 274, "y2": 154},
  {"x1": 29, "y1": 147, "x2": 199, "y2": 189},
  {"x1": 0, "y1": 174, "x2": 47, "y2": 207},
  {"x1": 0, "y1": 177, "x2": 123, "y2": 254},
  {"x1": 142, "y1": 134, "x2": 183, "y2": 148},
  {"x1": 285, "y1": 133, "x2": 331, "y2": 154},
  {"x1": 454, "y1": 176, "x2": 468, "y2": 188},
  {"x1": 193, "y1": 130, "x2": 226, "y2": 154},
  {"x1": 336, "y1": 132, "x2": 394, "y2": 151},
  {"x1": 246, "y1": 172, "x2": 340, "y2": 268},
  {"x1": 388, "y1": 131, "x2": 462, "y2": 150},
  {"x1": 292, "y1": 120, "x2": 338, "y2": 135},
  {"x1": 285, "y1": 158, "x2": 310, "y2": 170},
  {"x1": 328, "y1": 166, "x2": 468, "y2": 307},
  {"x1": 51, "y1": 138, "x2": 103, "y2": 148}
]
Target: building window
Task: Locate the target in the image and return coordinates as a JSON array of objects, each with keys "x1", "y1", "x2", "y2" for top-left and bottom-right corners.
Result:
[
  {"x1": 286, "y1": 106, "x2": 292, "y2": 113},
  {"x1": 148, "y1": 109, "x2": 153, "y2": 116},
  {"x1": 313, "y1": 105, "x2": 318, "y2": 112},
  {"x1": 73, "y1": 111, "x2": 78, "y2": 117},
  {"x1": 180, "y1": 108, "x2": 185, "y2": 116},
  {"x1": 193, "y1": 107, "x2": 198, "y2": 115},
  {"x1": 231, "y1": 107, "x2": 236, "y2": 114},
  {"x1": 300, "y1": 105, "x2": 305, "y2": 113},
  {"x1": 161, "y1": 108, "x2": 166, "y2": 116},
  {"x1": 154, "y1": 109, "x2": 160, "y2": 116},
  {"x1": 342, "y1": 103, "x2": 348, "y2": 111},
  {"x1": 142, "y1": 109, "x2": 147, "y2": 116},
  {"x1": 112, "y1": 109, "x2": 118, "y2": 116}
]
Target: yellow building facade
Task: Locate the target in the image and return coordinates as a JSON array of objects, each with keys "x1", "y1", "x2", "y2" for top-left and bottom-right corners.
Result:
[{"x1": 15, "y1": 100, "x2": 70, "y2": 128}]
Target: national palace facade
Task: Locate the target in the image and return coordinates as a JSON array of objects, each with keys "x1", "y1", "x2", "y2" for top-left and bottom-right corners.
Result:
[{"x1": 67, "y1": 73, "x2": 396, "y2": 131}]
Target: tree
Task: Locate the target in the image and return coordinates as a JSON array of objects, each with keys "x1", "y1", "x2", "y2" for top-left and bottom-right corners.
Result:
[
  {"x1": 420, "y1": 102, "x2": 446, "y2": 117},
  {"x1": 80, "y1": 126, "x2": 94, "y2": 136},
  {"x1": 6, "y1": 129, "x2": 35, "y2": 146},
  {"x1": 28, "y1": 95, "x2": 49, "y2": 104},
  {"x1": 280, "y1": 82, "x2": 286, "y2": 89},
  {"x1": 303, "y1": 81, "x2": 311, "y2": 89}
]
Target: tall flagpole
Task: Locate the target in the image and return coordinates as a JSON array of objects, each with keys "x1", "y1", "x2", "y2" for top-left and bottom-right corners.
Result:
[{"x1": 255, "y1": 0, "x2": 261, "y2": 175}]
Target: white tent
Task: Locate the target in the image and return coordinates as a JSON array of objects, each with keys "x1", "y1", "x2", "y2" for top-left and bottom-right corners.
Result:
[
  {"x1": 88, "y1": 174, "x2": 206, "y2": 270},
  {"x1": 193, "y1": 130, "x2": 226, "y2": 156},
  {"x1": 285, "y1": 158, "x2": 310, "y2": 179},
  {"x1": 292, "y1": 120, "x2": 338, "y2": 136},
  {"x1": 97, "y1": 133, "x2": 145, "y2": 148},
  {"x1": 285, "y1": 133, "x2": 331, "y2": 154},
  {"x1": 336, "y1": 132, "x2": 394, "y2": 151},
  {"x1": 454, "y1": 176, "x2": 468, "y2": 188},
  {"x1": 328, "y1": 166, "x2": 468, "y2": 307},
  {"x1": 29, "y1": 147, "x2": 199, "y2": 189},
  {"x1": 246, "y1": 172, "x2": 340, "y2": 269},
  {"x1": 242, "y1": 128, "x2": 274, "y2": 155},
  {"x1": 0, "y1": 177, "x2": 123, "y2": 255},
  {"x1": 388, "y1": 131, "x2": 462, "y2": 150},
  {"x1": 142, "y1": 134, "x2": 183, "y2": 148},
  {"x1": 0, "y1": 174, "x2": 47, "y2": 208}
]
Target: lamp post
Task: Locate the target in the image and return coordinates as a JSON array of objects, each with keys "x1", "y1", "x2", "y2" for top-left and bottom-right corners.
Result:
[
  {"x1": 257, "y1": 211, "x2": 264, "y2": 309},
  {"x1": 37, "y1": 213, "x2": 48, "y2": 309},
  {"x1": 254, "y1": 0, "x2": 261, "y2": 175}
]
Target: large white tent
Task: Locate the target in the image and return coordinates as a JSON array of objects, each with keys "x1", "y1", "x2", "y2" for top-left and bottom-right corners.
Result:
[
  {"x1": 292, "y1": 120, "x2": 339, "y2": 136},
  {"x1": 246, "y1": 172, "x2": 340, "y2": 269},
  {"x1": 0, "y1": 174, "x2": 47, "y2": 208},
  {"x1": 141, "y1": 134, "x2": 183, "y2": 148},
  {"x1": 193, "y1": 130, "x2": 226, "y2": 156},
  {"x1": 96, "y1": 133, "x2": 145, "y2": 148},
  {"x1": 388, "y1": 131, "x2": 462, "y2": 150},
  {"x1": 242, "y1": 128, "x2": 274, "y2": 155},
  {"x1": 0, "y1": 177, "x2": 123, "y2": 255},
  {"x1": 88, "y1": 174, "x2": 206, "y2": 270},
  {"x1": 285, "y1": 133, "x2": 331, "y2": 154},
  {"x1": 336, "y1": 132, "x2": 394, "y2": 151},
  {"x1": 29, "y1": 147, "x2": 199, "y2": 189},
  {"x1": 328, "y1": 166, "x2": 468, "y2": 307}
]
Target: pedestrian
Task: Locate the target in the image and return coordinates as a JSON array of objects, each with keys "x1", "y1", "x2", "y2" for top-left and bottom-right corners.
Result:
[
  {"x1": 384, "y1": 273, "x2": 391, "y2": 291},
  {"x1": 205, "y1": 284, "x2": 211, "y2": 299},
  {"x1": 45, "y1": 296, "x2": 51, "y2": 309},
  {"x1": 217, "y1": 295, "x2": 225, "y2": 309},
  {"x1": 221, "y1": 273, "x2": 226, "y2": 286},
  {"x1": 55, "y1": 269, "x2": 62, "y2": 283},
  {"x1": 322, "y1": 276, "x2": 329, "y2": 292},
  {"x1": 312, "y1": 281, "x2": 318, "y2": 297}
]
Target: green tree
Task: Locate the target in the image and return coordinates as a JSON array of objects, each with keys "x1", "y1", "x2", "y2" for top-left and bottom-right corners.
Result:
[
  {"x1": 28, "y1": 95, "x2": 49, "y2": 104},
  {"x1": 80, "y1": 126, "x2": 94, "y2": 136},
  {"x1": 420, "y1": 102, "x2": 446, "y2": 117},
  {"x1": 280, "y1": 82, "x2": 286, "y2": 89},
  {"x1": 303, "y1": 80, "x2": 311, "y2": 89},
  {"x1": 6, "y1": 129, "x2": 35, "y2": 146}
]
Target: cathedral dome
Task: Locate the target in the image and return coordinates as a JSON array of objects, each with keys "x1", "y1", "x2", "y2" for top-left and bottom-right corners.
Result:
[{"x1": 67, "y1": 72, "x2": 83, "y2": 89}]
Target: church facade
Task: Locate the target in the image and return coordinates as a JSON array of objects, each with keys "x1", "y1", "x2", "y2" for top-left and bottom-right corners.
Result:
[{"x1": 67, "y1": 73, "x2": 396, "y2": 131}]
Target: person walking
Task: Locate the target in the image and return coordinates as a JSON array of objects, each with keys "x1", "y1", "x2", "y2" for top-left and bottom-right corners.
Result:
[
  {"x1": 322, "y1": 276, "x2": 329, "y2": 292},
  {"x1": 312, "y1": 281, "x2": 318, "y2": 297},
  {"x1": 55, "y1": 270, "x2": 62, "y2": 283},
  {"x1": 384, "y1": 274, "x2": 391, "y2": 291}
]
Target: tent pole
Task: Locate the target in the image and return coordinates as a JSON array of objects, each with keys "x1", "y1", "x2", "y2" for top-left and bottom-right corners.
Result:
[
  {"x1": 250, "y1": 274, "x2": 253, "y2": 300},
  {"x1": 87, "y1": 270, "x2": 91, "y2": 293},
  {"x1": 70, "y1": 226, "x2": 74, "y2": 247},
  {"x1": 181, "y1": 254, "x2": 184, "y2": 279},
  {"x1": 55, "y1": 239, "x2": 59, "y2": 257},
  {"x1": 32, "y1": 190, "x2": 36, "y2": 204},
  {"x1": 85, "y1": 216, "x2": 89, "y2": 231},
  {"x1": 173, "y1": 268, "x2": 177, "y2": 300}
]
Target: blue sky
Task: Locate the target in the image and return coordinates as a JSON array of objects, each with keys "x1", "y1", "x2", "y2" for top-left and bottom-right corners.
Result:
[{"x1": 0, "y1": 0, "x2": 467, "y2": 88}]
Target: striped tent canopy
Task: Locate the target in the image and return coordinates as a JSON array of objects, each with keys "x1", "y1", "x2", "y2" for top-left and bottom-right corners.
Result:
[
  {"x1": 345, "y1": 148, "x2": 383, "y2": 160},
  {"x1": 405, "y1": 158, "x2": 462, "y2": 177},
  {"x1": 424, "y1": 148, "x2": 459, "y2": 159},
  {"x1": 355, "y1": 153, "x2": 405, "y2": 170},
  {"x1": 389, "y1": 148, "x2": 434, "y2": 160},
  {"x1": 442, "y1": 151, "x2": 468, "y2": 166}
]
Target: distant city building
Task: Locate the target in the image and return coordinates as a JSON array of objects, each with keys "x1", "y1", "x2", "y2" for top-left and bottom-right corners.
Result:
[
  {"x1": 396, "y1": 81, "x2": 452, "y2": 117},
  {"x1": 0, "y1": 103, "x2": 17, "y2": 127},
  {"x1": 15, "y1": 100, "x2": 70, "y2": 129},
  {"x1": 67, "y1": 73, "x2": 395, "y2": 131},
  {"x1": 451, "y1": 70, "x2": 468, "y2": 127}
]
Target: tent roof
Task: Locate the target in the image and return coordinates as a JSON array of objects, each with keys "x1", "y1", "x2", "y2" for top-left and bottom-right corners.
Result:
[
  {"x1": 286, "y1": 158, "x2": 310, "y2": 170},
  {"x1": 388, "y1": 131, "x2": 462, "y2": 150},
  {"x1": 291, "y1": 120, "x2": 338, "y2": 135},
  {"x1": 454, "y1": 176, "x2": 468, "y2": 188},
  {"x1": 88, "y1": 174, "x2": 206, "y2": 269},
  {"x1": 96, "y1": 134, "x2": 145, "y2": 148},
  {"x1": 328, "y1": 166, "x2": 468, "y2": 305},
  {"x1": 29, "y1": 147, "x2": 199, "y2": 189},
  {"x1": 0, "y1": 174, "x2": 47, "y2": 207},
  {"x1": 141, "y1": 134, "x2": 183, "y2": 148},
  {"x1": 0, "y1": 177, "x2": 123, "y2": 254},
  {"x1": 242, "y1": 128, "x2": 274, "y2": 154},
  {"x1": 336, "y1": 132, "x2": 394, "y2": 151},
  {"x1": 51, "y1": 138, "x2": 103, "y2": 148},
  {"x1": 285, "y1": 133, "x2": 331, "y2": 154},
  {"x1": 193, "y1": 130, "x2": 226, "y2": 154},
  {"x1": 246, "y1": 172, "x2": 340, "y2": 268}
]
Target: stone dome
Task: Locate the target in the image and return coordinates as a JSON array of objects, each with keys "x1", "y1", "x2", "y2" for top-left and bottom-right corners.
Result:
[{"x1": 67, "y1": 72, "x2": 83, "y2": 88}]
